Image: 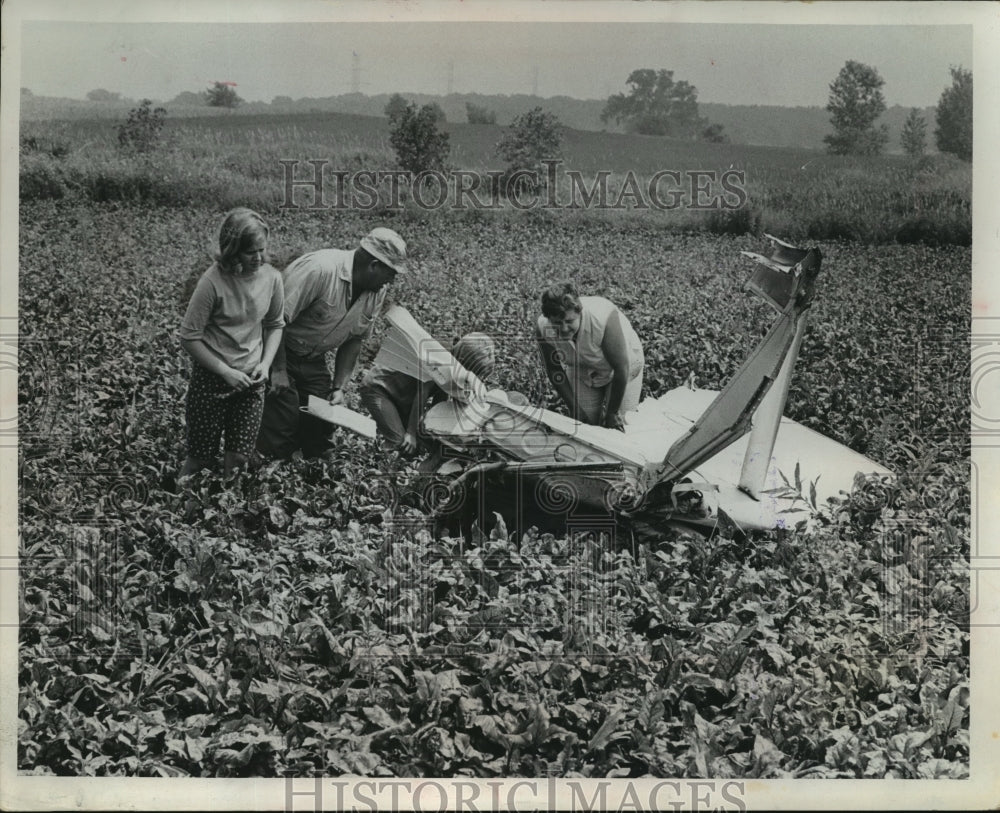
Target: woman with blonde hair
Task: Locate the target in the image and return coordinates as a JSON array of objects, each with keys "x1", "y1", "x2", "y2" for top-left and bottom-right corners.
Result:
[
  {"x1": 536, "y1": 280, "x2": 643, "y2": 430},
  {"x1": 178, "y1": 208, "x2": 284, "y2": 478}
]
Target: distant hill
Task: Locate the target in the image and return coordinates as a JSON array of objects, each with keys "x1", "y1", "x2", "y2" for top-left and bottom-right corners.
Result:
[{"x1": 19, "y1": 90, "x2": 938, "y2": 153}]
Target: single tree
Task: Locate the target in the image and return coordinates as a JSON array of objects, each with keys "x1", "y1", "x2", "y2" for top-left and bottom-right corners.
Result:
[
  {"x1": 466, "y1": 102, "x2": 497, "y2": 125},
  {"x1": 117, "y1": 99, "x2": 167, "y2": 153},
  {"x1": 700, "y1": 122, "x2": 728, "y2": 144},
  {"x1": 935, "y1": 66, "x2": 972, "y2": 162},
  {"x1": 900, "y1": 108, "x2": 927, "y2": 157},
  {"x1": 389, "y1": 102, "x2": 450, "y2": 175},
  {"x1": 823, "y1": 60, "x2": 889, "y2": 156},
  {"x1": 600, "y1": 69, "x2": 707, "y2": 138},
  {"x1": 206, "y1": 82, "x2": 242, "y2": 109},
  {"x1": 87, "y1": 88, "x2": 122, "y2": 103},
  {"x1": 384, "y1": 93, "x2": 410, "y2": 123},
  {"x1": 495, "y1": 107, "x2": 563, "y2": 194}
]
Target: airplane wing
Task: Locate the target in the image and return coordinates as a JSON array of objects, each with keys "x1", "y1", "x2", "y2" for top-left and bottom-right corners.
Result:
[{"x1": 304, "y1": 395, "x2": 378, "y2": 438}]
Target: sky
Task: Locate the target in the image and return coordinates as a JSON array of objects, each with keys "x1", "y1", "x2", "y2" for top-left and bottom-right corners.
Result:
[{"x1": 17, "y1": 17, "x2": 973, "y2": 109}]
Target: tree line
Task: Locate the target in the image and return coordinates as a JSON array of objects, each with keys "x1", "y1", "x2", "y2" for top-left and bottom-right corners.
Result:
[
  {"x1": 87, "y1": 81, "x2": 244, "y2": 109},
  {"x1": 383, "y1": 61, "x2": 971, "y2": 161},
  {"x1": 824, "y1": 60, "x2": 971, "y2": 161},
  {"x1": 98, "y1": 63, "x2": 972, "y2": 164}
]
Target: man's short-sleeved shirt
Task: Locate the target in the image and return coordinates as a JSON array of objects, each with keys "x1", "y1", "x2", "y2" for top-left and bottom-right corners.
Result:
[{"x1": 282, "y1": 249, "x2": 388, "y2": 359}]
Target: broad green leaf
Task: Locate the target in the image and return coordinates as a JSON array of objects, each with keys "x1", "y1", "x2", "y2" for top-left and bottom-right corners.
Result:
[
  {"x1": 474, "y1": 715, "x2": 509, "y2": 747},
  {"x1": 586, "y1": 708, "x2": 625, "y2": 754},
  {"x1": 185, "y1": 663, "x2": 218, "y2": 695},
  {"x1": 362, "y1": 706, "x2": 397, "y2": 728},
  {"x1": 184, "y1": 734, "x2": 207, "y2": 763}
]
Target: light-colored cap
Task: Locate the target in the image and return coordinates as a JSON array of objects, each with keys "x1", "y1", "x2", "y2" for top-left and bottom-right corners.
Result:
[{"x1": 360, "y1": 227, "x2": 408, "y2": 274}]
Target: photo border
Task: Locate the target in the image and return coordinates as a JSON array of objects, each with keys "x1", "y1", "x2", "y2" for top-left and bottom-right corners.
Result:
[{"x1": 2, "y1": 0, "x2": 997, "y2": 810}]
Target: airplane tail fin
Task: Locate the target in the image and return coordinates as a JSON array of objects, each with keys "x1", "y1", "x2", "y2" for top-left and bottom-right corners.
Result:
[
  {"x1": 645, "y1": 237, "x2": 822, "y2": 500},
  {"x1": 742, "y1": 234, "x2": 821, "y2": 311}
]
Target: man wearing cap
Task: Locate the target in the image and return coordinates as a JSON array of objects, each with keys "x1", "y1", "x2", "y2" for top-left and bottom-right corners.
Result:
[{"x1": 257, "y1": 227, "x2": 408, "y2": 459}]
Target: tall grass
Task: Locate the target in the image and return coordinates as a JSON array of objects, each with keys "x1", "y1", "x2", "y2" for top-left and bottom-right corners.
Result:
[
  {"x1": 20, "y1": 120, "x2": 396, "y2": 212},
  {"x1": 19, "y1": 116, "x2": 971, "y2": 246}
]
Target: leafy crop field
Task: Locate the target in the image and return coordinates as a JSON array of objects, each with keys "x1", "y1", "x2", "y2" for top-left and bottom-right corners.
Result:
[
  {"x1": 16, "y1": 103, "x2": 972, "y2": 780},
  {"x1": 17, "y1": 185, "x2": 970, "y2": 778}
]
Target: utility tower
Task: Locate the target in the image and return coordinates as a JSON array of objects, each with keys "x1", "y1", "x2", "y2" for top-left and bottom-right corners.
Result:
[
  {"x1": 447, "y1": 60, "x2": 454, "y2": 95},
  {"x1": 532, "y1": 66, "x2": 539, "y2": 97}
]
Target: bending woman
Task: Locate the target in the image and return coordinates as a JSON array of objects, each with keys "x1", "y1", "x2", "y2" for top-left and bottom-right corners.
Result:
[{"x1": 535, "y1": 280, "x2": 643, "y2": 430}]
